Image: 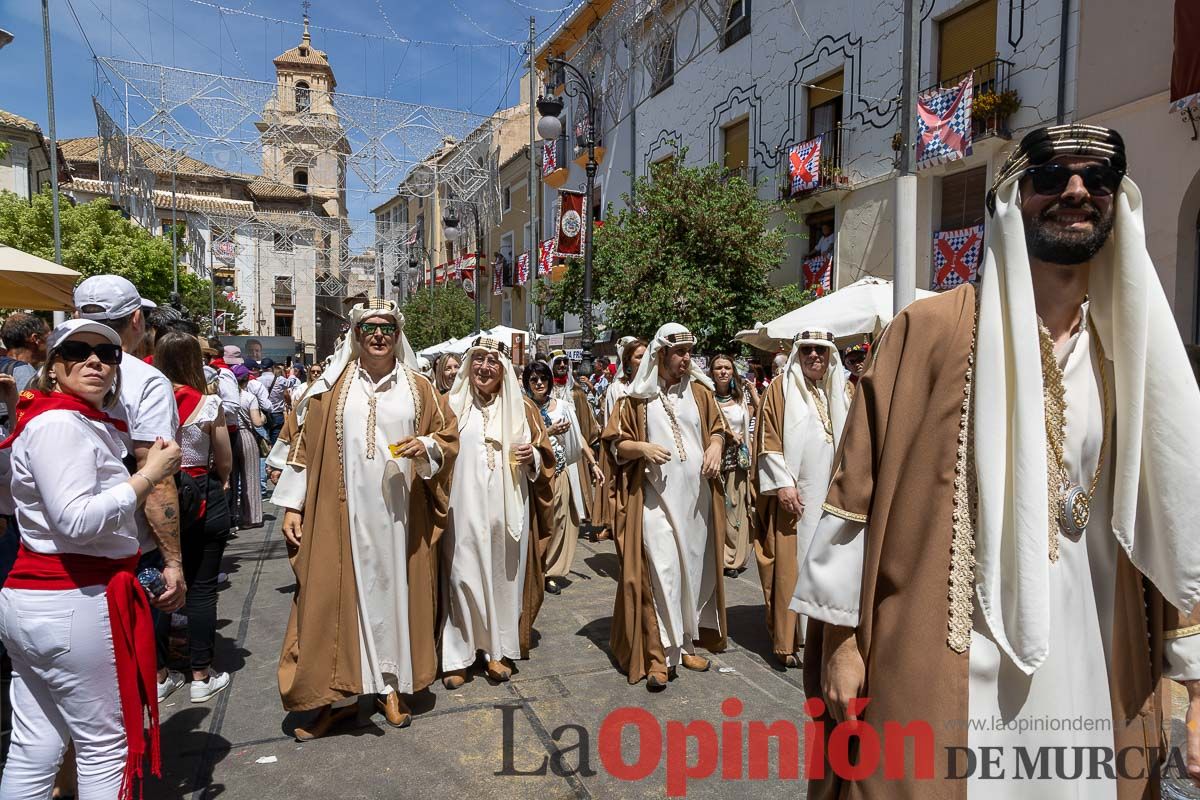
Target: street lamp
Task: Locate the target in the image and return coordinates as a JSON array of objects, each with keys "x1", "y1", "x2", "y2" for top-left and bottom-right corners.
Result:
[{"x1": 538, "y1": 58, "x2": 597, "y2": 376}]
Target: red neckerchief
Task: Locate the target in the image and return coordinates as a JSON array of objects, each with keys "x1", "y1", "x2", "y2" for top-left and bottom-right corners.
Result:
[
  {"x1": 174, "y1": 384, "x2": 203, "y2": 425},
  {"x1": 210, "y1": 358, "x2": 228, "y2": 370},
  {"x1": 0, "y1": 390, "x2": 129, "y2": 449},
  {"x1": 552, "y1": 375, "x2": 568, "y2": 386}
]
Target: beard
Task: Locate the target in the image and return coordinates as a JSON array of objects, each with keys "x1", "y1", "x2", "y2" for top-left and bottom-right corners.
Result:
[{"x1": 1024, "y1": 201, "x2": 1115, "y2": 265}]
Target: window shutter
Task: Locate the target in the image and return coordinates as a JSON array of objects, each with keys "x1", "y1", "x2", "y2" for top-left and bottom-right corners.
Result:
[
  {"x1": 938, "y1": 0, "x2": 998, "y2": 83},
  {"x1": 939, "y1": 166, "x2": 988, "y2": 230},
  {"x1": 810, "y1": 70, "x2": 844, "y2": 107},
  {"x1": 723, "y1": 119, "x2": 750, "y2": 170}
]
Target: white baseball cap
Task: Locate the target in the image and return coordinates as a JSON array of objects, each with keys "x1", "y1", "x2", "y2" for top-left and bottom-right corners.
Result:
[
  {"x1": 47, "y1": 318, "x2": 122, "y2": 351},
  {"x1": 74, "y1": 275, "x2": 142, "y2": 320}
]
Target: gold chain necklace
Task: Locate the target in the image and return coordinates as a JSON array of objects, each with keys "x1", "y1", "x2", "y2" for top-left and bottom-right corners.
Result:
[
  {"x1": 657, "y1": 390, "x2": 688, "y2": 462},
  {"x1": 1039, "y1": 315, "x2": 1110, "y2": 562},
  {"x1": 807, "y1": 379, "x2": 834, "y2": 444}
]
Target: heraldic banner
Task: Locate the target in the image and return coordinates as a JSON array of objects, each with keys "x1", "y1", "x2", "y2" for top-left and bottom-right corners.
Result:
[
  {"x1": 516, "y1": 252, "x2": 531, "y2": 284},
  {"x1": 931, "y1": 224, "x2": 984, "y2": 291},
  {"x1": 556, "y1": 190, "x2": 586, "y2": 256},
  {"x1": 916, "y1": 72, "x2": 974, "y2": 169},
  {"x1": 542, "y1": 140, "x2": 557, "y2": 177},
  {"x1": 538, "y1": 239, "x2": 555, "y2": 277},
  {"x1": 802, "y1": 252, "x2": 833, "y2": 297},
  {"x1": 787, "y1": 136, "x2": 822, "y2": 196}
]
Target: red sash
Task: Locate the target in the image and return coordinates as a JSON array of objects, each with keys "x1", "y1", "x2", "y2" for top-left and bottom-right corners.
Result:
[
  {"x1": 174, "y1": 385, "x2": 203, "y2": 426},
  {"x1": 0, "y1": 390, "x2": 129, "y2": 450},
  {"x1": 6, "y1": 546, "x2": 160, "y2": 799}
]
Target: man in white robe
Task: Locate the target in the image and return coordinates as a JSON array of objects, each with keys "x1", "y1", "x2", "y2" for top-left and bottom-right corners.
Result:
[
  {"x1": 794, "y1": 125, "x2": 1200, "y2": 796},
  {"x1": 441, "y1": 337, "x2": 554, "y2": 688},
  {"x1": 603, "y1": 323, "x2": 729, "y2": 690},
  {"x1": 271, "y1": 301, "x2": 456, "y2": 739},
  {"x1": 753, "y1": 329, "x2": 848, "y2": 667}
]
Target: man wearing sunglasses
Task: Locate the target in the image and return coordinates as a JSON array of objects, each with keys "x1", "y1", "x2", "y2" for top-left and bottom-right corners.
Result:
[
  {"x1": 271, "y1": 300, "x2": 458, "y2": 739},
  {"x1": 795, "y1": 125, "x2": 1200, "y2": 797},
  {"x1": 73, "y1": 277, "x2": 186, "y2": 631}
]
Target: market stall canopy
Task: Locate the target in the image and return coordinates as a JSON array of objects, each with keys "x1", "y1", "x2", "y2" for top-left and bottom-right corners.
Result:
[
  {"x1": 736, "y1": 277, "x2": 937, "y2": 349},
  {"x1": 0, "y1": 245, "x2": 81, "y2": 311}
]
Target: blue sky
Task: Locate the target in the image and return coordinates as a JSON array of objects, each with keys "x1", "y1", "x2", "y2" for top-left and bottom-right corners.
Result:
[{"x1": 0, "y1": 0, "x2": 573, "y2": 223}]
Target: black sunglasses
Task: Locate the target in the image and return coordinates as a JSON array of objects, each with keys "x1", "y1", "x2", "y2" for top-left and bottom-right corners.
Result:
[
  {"x1": 528, "y1": 375, "x2": 549, "y2": 384},
  {"x1": 799, "y1": 345, "x2": 826, "y2": 356},
  {"x1": 56, "y1": 340, "x2": 123, "y2": 366},
  {"x1": 1024, "y1": 163, "x2": 1120, "y2": 198},
  {"x1": 358, "y1": 322, "x2": 397, "y2": 336}
]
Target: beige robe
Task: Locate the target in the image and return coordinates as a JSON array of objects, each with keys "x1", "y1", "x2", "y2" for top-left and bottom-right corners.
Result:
[
  {"x1": 275, "y1": 369, "x2": 458, "y2": 712},
  {"x1": 601, "y1": 380, "x2": 730, "y2": 683},
  {"x1": 802, "y1": 284, "x2": 1200, "y2": 800}
]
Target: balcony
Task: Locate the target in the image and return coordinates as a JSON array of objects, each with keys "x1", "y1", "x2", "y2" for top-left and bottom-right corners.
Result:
[
  {"x1": 921, "y1": 58, "x2": 1017, "y2": 142},
  {"x1": 780, "y1": 124, "x2": 850, "y2": 202},
  {"x1": 720, "y1": 164, "x2": 758, "y2": 186}
]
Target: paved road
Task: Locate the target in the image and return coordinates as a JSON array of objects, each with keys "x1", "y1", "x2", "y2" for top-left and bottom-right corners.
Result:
[
  {"x1": 154, "y1": 514, "x2": 811, "y2": 799},
  {"x1": 154, "y1": 514, "x2": 1198, "y2": 799}
]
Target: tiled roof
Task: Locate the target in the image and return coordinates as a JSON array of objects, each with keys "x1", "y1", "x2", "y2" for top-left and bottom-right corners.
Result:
[
  {"x1": 245, "y1": 177, "x2": 311, "y2": 201},
  {"x1": 60, "y1": 137, "x2": 236, "y2": 179},
  {"x1": 0, "y1": 109, "x2": 41, "y2": 134},
  {"x1": 274, "y1": 44, "x2": 333, "y2": 70},
  {"x1": 64, "y1": 177, "x2": 256, "y2": 215}
]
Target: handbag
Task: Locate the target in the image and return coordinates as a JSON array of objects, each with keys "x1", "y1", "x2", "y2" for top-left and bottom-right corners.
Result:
[{"x1": 721, "y1": 439, "x2": 750, "y2": 474}]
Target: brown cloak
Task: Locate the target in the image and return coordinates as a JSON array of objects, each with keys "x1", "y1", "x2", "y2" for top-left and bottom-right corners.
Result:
[
  {"x1": 569, "y1": 385, "x2": 600, "y2": 522},
  {"x1": 805, "y1": 284, "x2": 1197, "y2": 800},
  {"x1": 516, "y1": 396, "x2": 557, "y2": 657},
  {"x1": 601, "y1": 381, "x2": 730, "y2": 684},
  {"x1": 751, "y1": 378, "x2": 805, "y2": 660},
  {"x1": 276, "y1": 368, "x2": 459, "y2": 712}
]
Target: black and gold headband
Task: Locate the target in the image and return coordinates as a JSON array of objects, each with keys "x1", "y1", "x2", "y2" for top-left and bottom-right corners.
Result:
[
  {"x1": 471, "y1": 336, "x2": 511, "y2": 358},
  {"x1": 986, "y1": 124, "x2": 1127, "y2": 215},
  {"x1": 663, "y1": 331, "x2": 697, "y2": 346}
]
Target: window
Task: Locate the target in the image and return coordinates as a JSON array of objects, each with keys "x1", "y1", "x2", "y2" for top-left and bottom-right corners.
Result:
[
  {"x1": 806, "y1": 210, "x2": 835, "y2": 256},
  {"x1": 502, "y1": 185, "x2": 512, "y2": 213},
  {"x1": 500, "y1": 232, "x2": 515, "y2": 286},
  {"x1": 939, "y1": 166, "x2": 987, "y2": 230},
  {"x1": 273, "y1": 276, "x2": 294, "y2": 306},
  {"x1": 293, "y1": 169, "x2": 308, "y2": 191},
  {"x1": 274, "y1": 311, "x2": 294, "y2": 337},
  {"x1": 295, "y1": 81, "x2": 311, "y2": 114},
  {"x1": 501, "y1": 296, "x2": 512, "y2": 327},
  {"x1": 722, "y1": 0, "x2": 751, "y2": 49},
  {"x1": 522, "y1": 223, "x2": 532, "y2": 253},
  {"x1": 651, "y1": 34, "x2": 675, "y2": 95},
  {"x1": 937, "y1": 0, "x2": 998, "y2": 83},
  {"x1": 808, "y1": 71, "x2": 844, "y2": 138},
  {"x1": 722, "y1": 118, "x2": 750, "y2": 171},
  {"x1": 274, "y1": 232, "x2": 293, "y2": 252}
]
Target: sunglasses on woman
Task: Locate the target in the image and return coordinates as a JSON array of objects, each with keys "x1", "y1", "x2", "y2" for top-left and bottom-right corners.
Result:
[
  {"x1": 358, "y1": 322, "x2": 397, "y2": 336},
  {"x1": 1023, "y1": 163, "x2": 1120, "y2": 198},
  {"x1": 56, "y1": 340, "x2": 123, "y2": 366}
]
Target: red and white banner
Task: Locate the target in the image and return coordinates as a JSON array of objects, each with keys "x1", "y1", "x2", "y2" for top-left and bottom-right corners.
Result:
[
  {"x1": 461, "y1": 266, "x2": 476, "y2": 299},
  {"x1": 931, "y1": 224, "x2": 984, "y2": 290},
  {"x1": 802, "y1": 252, "x2": 833, "y2": 297},
  {"x1": 538, "y1": 238, "x2": 555, "y2": 277},
  {"x1": 493, "y1": 261, "x2": 504, "y2": 295},
  {"x1": 555, "y1": 191, "x2": 585, "y2": 256},
  {"x1": 516, "y1": 253, "x2": 531, "y2": 284},
  {"x1": 542, "y1": 140, "x2": 557, "y2": 177},
  {"x1": 916, "y1": 73, "x2": 974, "y2": 169}
]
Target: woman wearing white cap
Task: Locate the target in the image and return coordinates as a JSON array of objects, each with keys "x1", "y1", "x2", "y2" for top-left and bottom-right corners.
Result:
[
  {"x1": 440, "y1": 336, "x2": 555, "y2": 687},
  {"x1": 0, "y1": 319, "x2": 181, "y2": 799}
]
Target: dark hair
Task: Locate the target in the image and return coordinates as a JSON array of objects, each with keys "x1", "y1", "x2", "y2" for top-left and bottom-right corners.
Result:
[
  {"x1": 708, "y1": 353, "x2": 744, "y2": 402},
  {"x1": 154, "y1": 332, "x2": 208, "y2": 394},
  {"x1": 104, "y1": 311, "x2": 137, "y2": 336},
  {"x1": 620, "y1": 339, "x2": 648, "y2": 383},
  {"x1": 208, "y1": 336, "x2": 223, "y2": 350},
  {"x1": 522, "y1": 360, "x2": 553, "y2": 398},
  {"x1": 1, "y1": 312, "x2": 49, "y2": 350}
]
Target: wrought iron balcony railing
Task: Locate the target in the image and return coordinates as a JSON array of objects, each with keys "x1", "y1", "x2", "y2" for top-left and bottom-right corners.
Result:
[{"x1": 920, "y1": 57, "x2": 1017, "y2": 140}]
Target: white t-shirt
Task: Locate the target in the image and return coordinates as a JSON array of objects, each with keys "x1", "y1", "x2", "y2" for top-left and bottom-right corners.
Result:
[
  {"x1": 110, "y1": 353, "x2": 179, "y2": 550},
  {"x1": 215, "y1": 366, "x2": 240, "y2": 423},
  {"x1": 246, "y1": 378, "x2": 271, "y2": 418}
]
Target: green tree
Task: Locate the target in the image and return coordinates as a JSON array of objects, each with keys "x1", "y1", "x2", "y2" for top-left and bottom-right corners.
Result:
[
  {"x1": 398, "y1": 283, "x2": 494, "y2": 351},
  {"x1": 536, "y1": 158, "x2": 812, "y2": 352},
  {"x1": 0, "y1": 188, "x2": 242, "y2": 328}
]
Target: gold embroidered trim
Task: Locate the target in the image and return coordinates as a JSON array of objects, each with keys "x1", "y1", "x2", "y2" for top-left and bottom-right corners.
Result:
[
  {"x1": 334, "y1": 368, "x2": 353, "y2": 501},
  {"x1": 480, "y1": 402, "x2": 496, "y2": 471},
  {"x1": 947, "y1": 308, "x2": 980, "y2": 654},
  {"x1": 402, "y1": 365, "x2": 423, "y2": 425},
  {"x1": 658, "y1": 390, "x2": 688, "y2": 462},
  {"x1": 820, "y1": 502, "x2": 867, "y2": 523},
  {"x1": 1164, "y1": 624, "x2": 1200, "y2": 640},
  {"x1": 808, "y1": 380, "x2": 834, "y2": 444}
]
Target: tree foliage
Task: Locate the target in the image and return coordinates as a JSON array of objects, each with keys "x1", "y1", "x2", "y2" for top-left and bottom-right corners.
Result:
[
  {"x1": 398, "y1": 283, "x2": 494, "y2": 351},
  {"x1": 536, "y1": 158, "x2": 812, "y2": 352},
  {"x1": 0, "y1": 188, "x2": 242, "y2": 328}
]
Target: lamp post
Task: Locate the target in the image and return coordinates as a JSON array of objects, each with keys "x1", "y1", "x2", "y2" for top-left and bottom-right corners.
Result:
[
  {"x1": 537, "y1": 58, "x2": 597, "y2": 376},
  {"x1": 443, "y1": 200, "x2": 485, "y2": 335}
]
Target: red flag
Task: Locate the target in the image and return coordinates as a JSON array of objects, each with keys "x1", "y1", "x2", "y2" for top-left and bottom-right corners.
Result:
[
  {"x1": 538, "y1": 239, "x2": 555, "y2": 277},
  {"x1": 516, "y1": 253, "x2": 531, "y2": 284},
  {"x1": 555, "y1": 191, "x2": 585, "y2": 256}
]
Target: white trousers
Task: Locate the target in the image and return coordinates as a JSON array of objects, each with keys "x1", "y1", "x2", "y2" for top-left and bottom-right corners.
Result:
[{"x1": 0, "y1": 586, "x2": 127, "y2": 800}]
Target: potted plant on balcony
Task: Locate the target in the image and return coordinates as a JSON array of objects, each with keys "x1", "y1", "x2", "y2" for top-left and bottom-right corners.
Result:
[
  {"x1": 819, "y1": 158, "x2": 848, "y2": 187},
  {"x1": 973, "y1": 89, "x2": 1020, "y2": 126}
]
